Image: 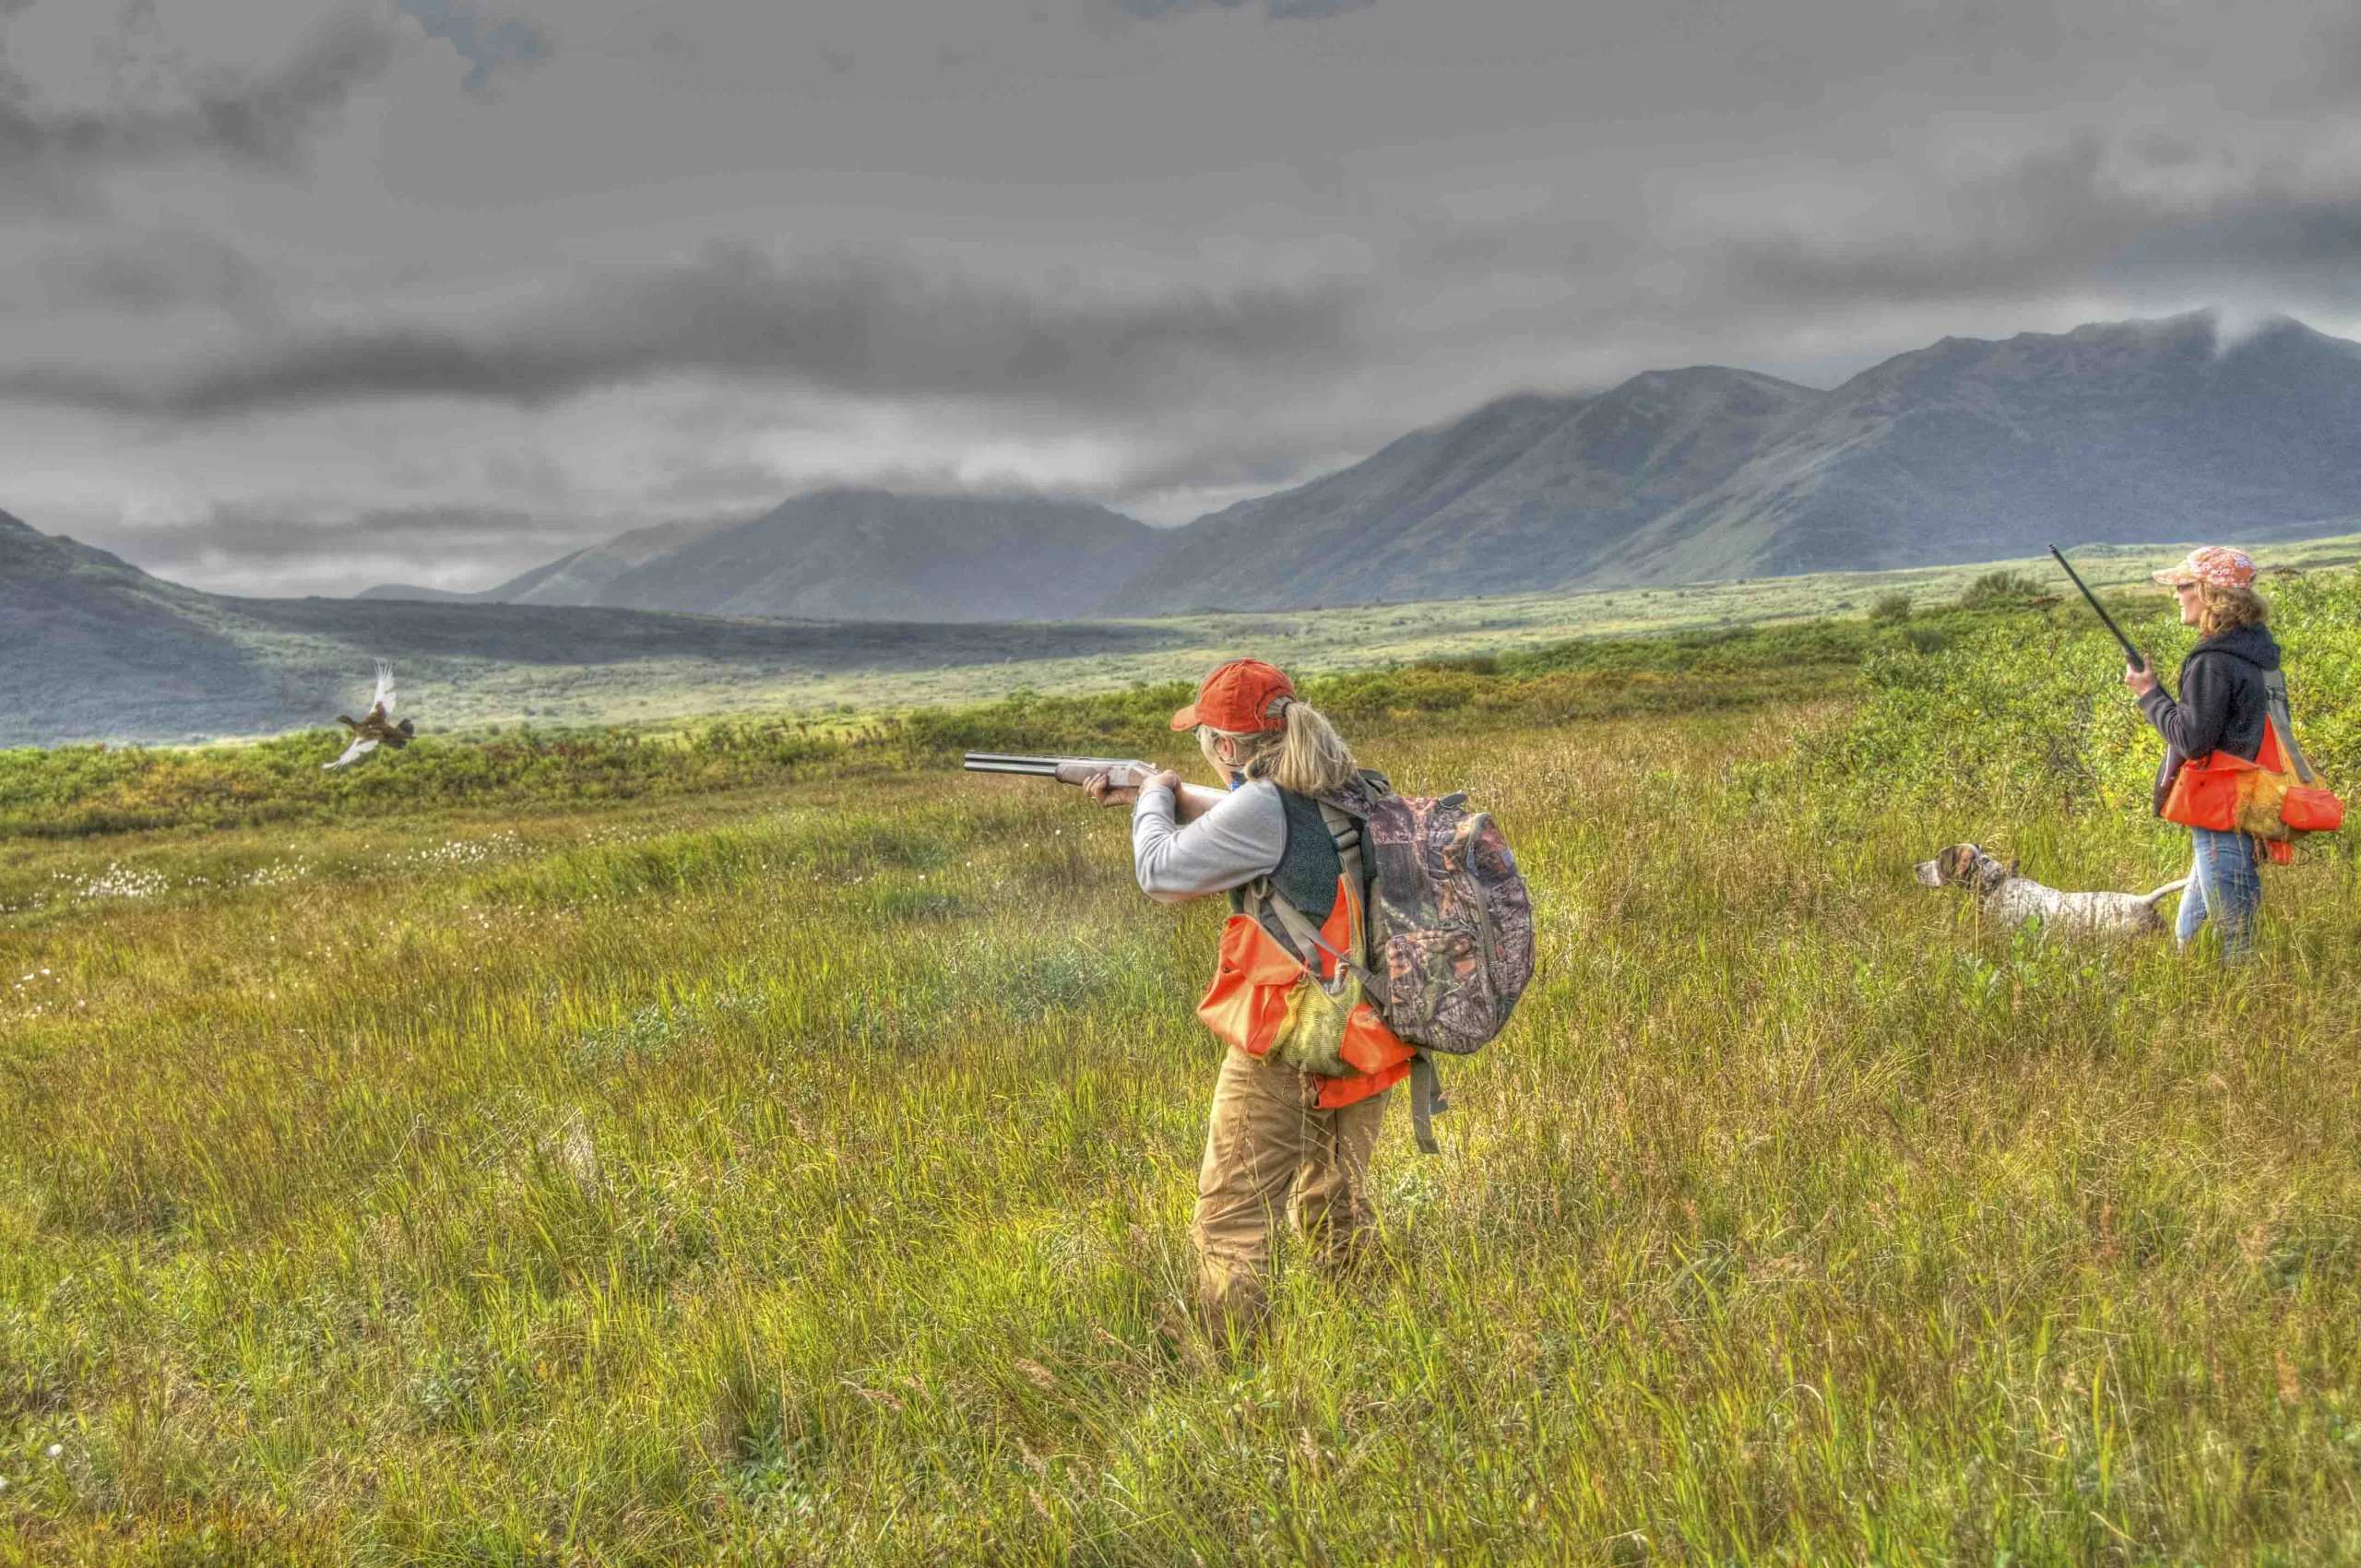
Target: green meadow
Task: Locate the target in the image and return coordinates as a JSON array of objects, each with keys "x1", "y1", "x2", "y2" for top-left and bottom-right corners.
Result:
[{"x1": 4, "y1": 573, "x2": 2360, "y2": 1562}]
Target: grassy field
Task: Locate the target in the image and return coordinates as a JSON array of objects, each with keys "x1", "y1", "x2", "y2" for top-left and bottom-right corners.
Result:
[{"x1": 4, "y1": 575, "x2": 2360, "y2": 1562}]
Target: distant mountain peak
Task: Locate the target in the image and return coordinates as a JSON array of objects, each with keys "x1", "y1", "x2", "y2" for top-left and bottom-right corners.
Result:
[
  {"x1": 363, "y1": 488, "x2": 1173, "y2": 622},
  {"x1": 1117, "y1": 307, "x2": 2361, "y2": 609}
]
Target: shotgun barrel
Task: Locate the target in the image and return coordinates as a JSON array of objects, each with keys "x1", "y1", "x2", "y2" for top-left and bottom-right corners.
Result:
[
  {"x1": 964, "y1": 753, "x2": 1153, "y2": 787},
  {"x1": 2047, "y1": 545, "x2": 2147, "y2": 672}
]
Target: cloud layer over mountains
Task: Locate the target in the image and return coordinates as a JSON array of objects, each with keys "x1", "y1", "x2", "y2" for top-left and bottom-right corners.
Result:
[{"x1": 6, "y1": 0, "x2": 2361, "y2": 595}]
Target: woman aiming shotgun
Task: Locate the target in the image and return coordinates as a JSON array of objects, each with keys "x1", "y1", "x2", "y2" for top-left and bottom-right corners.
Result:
[{"x1": 1084, "y1": 659, "x2": 1415, "y2": 1347}]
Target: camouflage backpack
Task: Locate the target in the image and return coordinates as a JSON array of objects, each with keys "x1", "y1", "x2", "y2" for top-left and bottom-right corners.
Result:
[{"x1": 1315, "y1": 775, "x2": 1536, "y2": 1150}]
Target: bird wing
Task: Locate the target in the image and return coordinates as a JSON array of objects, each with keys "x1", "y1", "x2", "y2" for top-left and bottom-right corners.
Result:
[
  {"x1": 373, "y1": 661, "x2": 397, "y2": 718},
  {"x1": 324, "y1": 737, "x2": 380, "y2": 770}
]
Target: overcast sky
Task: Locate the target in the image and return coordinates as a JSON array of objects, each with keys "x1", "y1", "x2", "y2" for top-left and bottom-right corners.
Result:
[{"x1": 6, "y1": 0, "x2": 2361, "y2": 595}]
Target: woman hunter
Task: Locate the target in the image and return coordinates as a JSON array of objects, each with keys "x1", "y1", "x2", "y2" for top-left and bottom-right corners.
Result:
[
  {"x1": 1086, "y1": 659, "x2": 1414, "y2": 1344},
  {"x1": 2124, "y1": 545, "x2": 2284, "y2": 962}
]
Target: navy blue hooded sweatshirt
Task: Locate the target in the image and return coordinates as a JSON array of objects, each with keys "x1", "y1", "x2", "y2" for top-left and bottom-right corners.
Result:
[{"x1": 2139, "y1": 623, "x2": 2282, "y2": 814}]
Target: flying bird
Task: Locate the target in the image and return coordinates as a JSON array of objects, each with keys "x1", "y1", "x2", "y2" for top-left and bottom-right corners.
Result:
[{"x1": 325, "y1": 662, "x2": 415, "y2": 769}]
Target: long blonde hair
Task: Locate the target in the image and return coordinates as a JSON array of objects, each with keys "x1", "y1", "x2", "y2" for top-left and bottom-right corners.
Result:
[
  {"x1": 1206, "y1": 698, "x2": 1360, "y2": 796},
  {"x1": 2195, "y1": 580, "x2": 2269, "y2": 637}
]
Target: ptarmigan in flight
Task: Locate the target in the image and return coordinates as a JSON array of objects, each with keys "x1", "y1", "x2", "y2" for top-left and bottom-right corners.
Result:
[{"x1": 325, "y1": 662, "x2": 416, "y2": 768}]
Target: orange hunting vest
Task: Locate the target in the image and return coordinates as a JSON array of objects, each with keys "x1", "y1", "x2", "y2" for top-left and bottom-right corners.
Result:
[
  {"x1": 2161, "y1": 719, "x2": 2344, "y2": 863},
  {"x1": 1196, "y1": 871, "x2": 1415, "y2": 1110}
]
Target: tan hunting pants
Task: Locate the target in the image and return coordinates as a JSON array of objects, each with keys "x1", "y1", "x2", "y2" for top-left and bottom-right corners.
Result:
[{"x1": 1192, "y1": 1046, "x2": 1391, "y2": 1340}]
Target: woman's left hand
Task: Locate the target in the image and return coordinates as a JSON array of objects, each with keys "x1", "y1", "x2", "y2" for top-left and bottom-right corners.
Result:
[
  {"x1": 2123, "y1": 660, "x2": 2159, "y2": 697},
  {"x1": 1084, "y1": 765, "x2": 1180, "y2": 807}
]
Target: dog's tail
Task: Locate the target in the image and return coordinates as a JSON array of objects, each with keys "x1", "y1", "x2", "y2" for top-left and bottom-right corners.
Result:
[{"x1": 2141, "y1": 875, "x2": 2192, "y2": 906}]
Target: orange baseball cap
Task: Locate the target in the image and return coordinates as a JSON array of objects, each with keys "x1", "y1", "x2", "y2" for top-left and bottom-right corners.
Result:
[
  {"x1": 2152, "y1": 545, "x2": 2257, "y2": 588},
  {"x1": 1169, "y1": 658, "x2": 1295, "y2": 732}
]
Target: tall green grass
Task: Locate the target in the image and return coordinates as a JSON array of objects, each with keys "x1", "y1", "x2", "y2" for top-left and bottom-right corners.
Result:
[{"x1": 3, "y1": 584, "x2": 2359, "y2": 1562}]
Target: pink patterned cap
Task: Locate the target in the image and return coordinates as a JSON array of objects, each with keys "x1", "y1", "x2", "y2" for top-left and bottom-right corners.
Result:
[{"x1": 2152, "y1": 545, "x2": 2257, "y2": 588}]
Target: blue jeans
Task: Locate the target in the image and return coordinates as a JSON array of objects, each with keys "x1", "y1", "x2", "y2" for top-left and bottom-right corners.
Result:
[{"x1": 2176, "y1": 826, "x2": 2261, "y2": 961}]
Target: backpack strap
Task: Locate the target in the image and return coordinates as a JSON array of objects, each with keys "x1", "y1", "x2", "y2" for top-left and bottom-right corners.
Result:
[
  {"x1": 1250, "y1": 881, "x2": 1382, "y2": 992},
  {"x1": 1316, "y1": 800, "x2": 1377, "y2": 944},
  {"x1": 1408, "y1": 1052, "x2": 1448, "y2": 1155},
  {"x1": 1245, "y1": 792, "x2": 1381, "y2": 984},
  {"x1": 2263, "y1": 671, "x2": 2317, "y2": 784}
]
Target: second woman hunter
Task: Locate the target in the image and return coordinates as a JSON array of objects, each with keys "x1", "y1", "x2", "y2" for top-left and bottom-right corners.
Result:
[{"x1": 2124, "y1": 545, "x2": 2284, "y2": 961}]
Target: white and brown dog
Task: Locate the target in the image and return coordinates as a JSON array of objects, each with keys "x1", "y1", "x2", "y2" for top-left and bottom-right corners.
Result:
[{"x1": 1915, "y1": 843, "x2": 2189, "y2": 937}]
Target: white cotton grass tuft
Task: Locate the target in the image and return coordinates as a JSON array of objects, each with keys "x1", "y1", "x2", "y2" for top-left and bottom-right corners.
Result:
[{"x1": 54, "y1": 862, "x2": 168, "y2": 899}]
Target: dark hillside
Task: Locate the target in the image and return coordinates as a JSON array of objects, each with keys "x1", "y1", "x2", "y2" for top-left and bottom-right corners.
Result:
[
  {"x1": 0, "y1": 509, "x2": 1189, "y2": 747},
  {"x1": 0, "y1": 509, "x2": 309, "y2": 742}
]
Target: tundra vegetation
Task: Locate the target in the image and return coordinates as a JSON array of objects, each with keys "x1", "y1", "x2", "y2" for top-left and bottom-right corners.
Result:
[
  {"x1": 16, "y1": 532, "x2": 2361, "y2": 750},
  {"x1": 2, "y1": 576, "x2": 2358, "y2": 1563}
]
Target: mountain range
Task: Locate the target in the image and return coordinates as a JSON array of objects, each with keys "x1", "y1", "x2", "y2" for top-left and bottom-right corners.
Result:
[
  {"x1": 360, "y1": 310, "x2": 2361, "y2": 617},
  {"x1": 359, "y1": 309, "x2": 2361, "y2": 613},
  {"x1": 1151, "y1": 310, "x2": 2361, "y2": 606}
]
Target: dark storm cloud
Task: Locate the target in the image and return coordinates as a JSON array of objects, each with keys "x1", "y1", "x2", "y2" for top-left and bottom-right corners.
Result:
[
  {"x1": 84, "y1": 502, "x2": 584, "y2": 580},
  {"x1": 1263, "y1": 0, "x2": 1372, "y2": 18},
  {"x1": 0, "y1": 242, "x2": 1371, "y2": 420},
  {"x1": 1717, "y1": 129, "x2": 2361, "y2": 314},
  {"x1": 397, "y1": 0, "x2": 552, "y2": 94},
  {"x1": 0, "y1": 10, "x2": 396, "y2": 196},
  {"x1": 2117, "y1": 202, "x2": 2361, "y2": 305},
  {"x1": 34, "y1": 229, "x2": 279, "y2": 323},
  {"x1": 1112, "y1": 0, "x2": 1370, "y2": 19}
]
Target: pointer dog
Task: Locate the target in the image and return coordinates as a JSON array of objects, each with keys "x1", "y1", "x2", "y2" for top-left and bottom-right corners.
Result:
[{"x1": 1915, "y1": 843, "x2": 2189, "y2": 937}]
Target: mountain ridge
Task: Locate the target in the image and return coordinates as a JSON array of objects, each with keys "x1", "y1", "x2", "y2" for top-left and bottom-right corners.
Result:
[
  {"x1": 367, "y1": 492, "x2": 1170, "y2": 623},
  {"x1": 1119, "y1": 309, "x2": 2361, "y2": 607},
  {"x1": 1101, "y1": 365, "x2": 1819, "y2": 612},
  {"x1": 1584, "y1": 312, "x2": 2361, "y2": 588},
  {"x1": 362, "y1": 308, "x2": 2361, "y2": 619}
]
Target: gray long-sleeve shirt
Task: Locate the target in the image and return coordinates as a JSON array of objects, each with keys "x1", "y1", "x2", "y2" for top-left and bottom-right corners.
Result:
[{"x1": 1131, "y1": 778, "x2": 1287, "y2": 902}]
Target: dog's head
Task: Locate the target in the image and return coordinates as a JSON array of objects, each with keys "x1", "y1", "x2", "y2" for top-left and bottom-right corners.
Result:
[{"x1": 1915, "y1": 842, "x2": 2011, "y2": 893}]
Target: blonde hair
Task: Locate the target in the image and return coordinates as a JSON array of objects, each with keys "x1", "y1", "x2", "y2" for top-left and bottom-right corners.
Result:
[
  {"x1": 1204, "y1": 698, "x2": 1360, "y2": 796},
  {"x1": 2195, "y1": 580, "x2": 2269, "y2": 637}
]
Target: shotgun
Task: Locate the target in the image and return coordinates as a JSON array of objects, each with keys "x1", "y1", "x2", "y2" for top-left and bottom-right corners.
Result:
[
  {"x1": 2047, "y1": 545, "x2": 2147, "y2": 673},
  {"x1": 964, "y1": 753, "x2": 1155, "y2": 787}
]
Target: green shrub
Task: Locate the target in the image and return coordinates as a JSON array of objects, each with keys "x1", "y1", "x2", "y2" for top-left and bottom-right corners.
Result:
[
  {"x1": 1830, "y1": 570, "x2": 2361, "y2": 811},
  {"x1": 1957, "y1": 570, "x2": 2047, "y2": 610}
]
